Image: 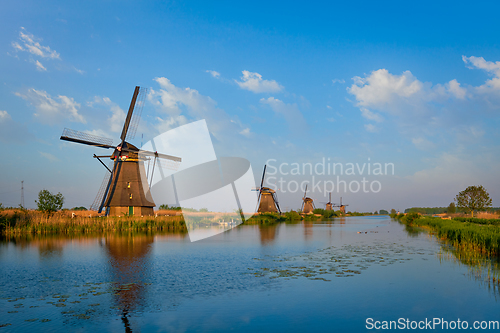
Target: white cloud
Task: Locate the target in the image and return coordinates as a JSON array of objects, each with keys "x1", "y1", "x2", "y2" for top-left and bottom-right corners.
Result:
[
  {"x1": 364, "y1": 124, "x2": 377, "y2": 133},
  {"x1": 149, "y1": 77, "x2": 250, "y2": 141},
  {"x1": 91, "y1": 96, "x2": 125, "y2": 133},
  {"x1": 347, "y1": 57, "x2": 500, "y2": 152},
  {"x1": 445, "y1": 79, "x2": 467, "y2": 99},
  {"x1": 155, "y1": 115, "x2": 189, "y2": 133},
  {"x1": 260, "y1": 97, "x2": 306, "y2": 132},
  {"x1": 33, "y1": 60, "x2": 47, "y2": 71},
  {"x1": 12, "y1": 27, "x2": 60, "y2": 59},
  {"x1": 235, "y1": 71, "x2": 283, "y2": 93},
  {"x1": 206, "y1": 70, "x2": 220, "y2": 78},
  {"x1": 239, "y1": 128, "x2": 251, "y2": 137},
  {"x1": 349, "y1": 69, "x2": 424, "y2": 110},
  {"x1": 332, "y1": 79, "x2": 345, "y2": 84},
  {"x1": 0, "y1": 110, "x2": 11, "y2": 122},
  {"x1": 360, "y1": 107, "x2": 383, "y2": 122},
  {"x1": 74, "y1": 67, "x2": 85, "y2": 75},
  {"x1": 16, "y1": 88, "x2": 85, "y2": 124},
  {"x1": 463, "y1": 55, "x2": 500, "y2": 76},
  {"x1": 39, "y1": 151, "x2": 59, "y2": 162},
  {"x1": 463, "y1": 55, "x2": 500, "y2": 93},
  {"x1": 411, "y1": 137, "x2": 435, "y2": 150}
]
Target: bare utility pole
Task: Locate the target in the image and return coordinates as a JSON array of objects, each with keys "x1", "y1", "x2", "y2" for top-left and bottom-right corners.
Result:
[{"x1": 21, "y1": 180, "x2": 24, "y2": 208}]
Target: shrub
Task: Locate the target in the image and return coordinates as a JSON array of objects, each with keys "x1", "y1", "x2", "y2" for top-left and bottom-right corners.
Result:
[{"x1": 36, "y1": 190, "x2": 64, "y2": 214}]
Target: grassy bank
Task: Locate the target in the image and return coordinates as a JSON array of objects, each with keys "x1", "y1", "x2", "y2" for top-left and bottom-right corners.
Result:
[
  {"x1": 0, "y1": 209, "x2": 186, "y2": 235},
  {"x1": 392, "y1": 213, "x2": 500, "y2": 256},
  {"x1": 245, "y1": 211, "x2": 302, "y2": 224},
  {"x1": 244, "y1": 209, "x2": 348, "y2": 224}
]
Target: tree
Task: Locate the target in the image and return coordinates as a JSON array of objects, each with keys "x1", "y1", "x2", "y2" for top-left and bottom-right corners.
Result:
[
  {"x1": 447, "y1": 202, "x2": 456, "y2": 214},
  {"x1": 390, "y1": 209, "x2": 397, "y2": 215},
  {"x1": 455, "y1": 185, "x2": 492, "y2": 217},
  {"x1": 36, "y1": 189, "x2": 64, "y2": 213},
  {"x1": 379, "y1": 209, "x2": 389, "y2": 215}
]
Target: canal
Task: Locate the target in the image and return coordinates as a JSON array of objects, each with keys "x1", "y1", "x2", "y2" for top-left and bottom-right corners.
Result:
[{"x1": 1, "y1": 216, "x2": 499, "y2": 332}]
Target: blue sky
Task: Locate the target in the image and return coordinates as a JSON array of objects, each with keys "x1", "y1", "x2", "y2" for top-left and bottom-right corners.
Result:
[{"x1": 1, "y1": 0, "x2": 499, "y2": 212}]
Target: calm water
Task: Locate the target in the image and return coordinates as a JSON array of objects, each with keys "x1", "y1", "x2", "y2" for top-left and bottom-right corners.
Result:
[{"x1": 1, "y1": 216, "x2": 499, "y2": 332}]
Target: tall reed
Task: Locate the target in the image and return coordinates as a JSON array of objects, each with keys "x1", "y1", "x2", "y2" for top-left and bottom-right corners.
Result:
[
  {"x1": 1, "y1": 209, "x2": 186, "y2": 235},
  {"x1": 394, "y1": 214, "x2": 500, "y2": 256}
]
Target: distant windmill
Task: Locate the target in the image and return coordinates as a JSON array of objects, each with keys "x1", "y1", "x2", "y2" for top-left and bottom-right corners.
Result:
[
  {"x1": 324, "y1": 192, "x2": 333, "y2": 211},
  {"x1": 333, "y1": 197, "x2": 349, "y2": 214},
  {"x1": 253, "y1": 165, "x2": 281, "y2": 214},
  {"x1": 60, "y1": 86, "x2": 181, "y2": 216},
  {"x1": 301, "y1": 185, "x2": 315, "y2": 214}
]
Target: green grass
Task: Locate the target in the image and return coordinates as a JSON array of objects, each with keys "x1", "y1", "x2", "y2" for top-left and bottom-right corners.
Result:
[{"x1": 452, "y1": 217, "x2": 500, "y2": 226}]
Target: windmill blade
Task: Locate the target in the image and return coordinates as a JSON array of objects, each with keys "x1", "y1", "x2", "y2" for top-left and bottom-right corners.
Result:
[
  {"x1": 273, "y1": 193, "x2": 282, "y2": 214},
  {"x1": 303, "y1": 185, "x2": 308, "y2": 198},
  {"x1": 301, "y1": 200, "x2": 305, "y2": 212},
  {"x1": 125, "y1": 87, "x2": 147, "y2": 141},
  {"x1": 120, "y1": 86, "x2": 140, "y2": 142},
  {"x1": 255, "y1": 188, "x2": 262, "y2": 213},
  {"x1": 136, "y1": 149, "x2": 181, "y2": 162},
  {"x1": 90, "y1": 170, "x2": 112, "y2": 211},
  {"x1": 329, "y1": 192, "x2": 331, "y2": 203},
  {"x1": 137, "y1": 149, "x2": 182, "y2": 173},
  {"x1": 153, "y1": 157, "x2": 181, "y2": 172},
  {"x1": 60, "y1": 128, "x2": 114, "y2": 149},
  {"x1": 260, "y1": 165, "x2": 267, "y2": 190},
  {"x1": 99, "y1": 158, "x2": 123, "y2": 213}
]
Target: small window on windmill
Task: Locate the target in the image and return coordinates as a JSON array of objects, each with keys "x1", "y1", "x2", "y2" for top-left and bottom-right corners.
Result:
[
  {"x1": 129, "y1": 194, "x2": 133, "y2": 200},
  {"x1": 127, "y1": 182, "x2": 131, "y2": 188}
]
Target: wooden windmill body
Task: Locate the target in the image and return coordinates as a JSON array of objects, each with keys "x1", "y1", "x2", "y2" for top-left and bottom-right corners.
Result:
[
  {"x1": 301, "y1": 185, "x2": 315, "y2": 214},
  {"x1": 333, "y1": 197, "x2": 349, "y2": 214},
  {"x1": 325, "y1": 192, "x2": 333, "y2": 211},
  {"x1": 60, "y1": 87, "x2": 181, "y2": 216},
  {"x1": 254, "y1": 165, "x2": 281, "y2": 214}
]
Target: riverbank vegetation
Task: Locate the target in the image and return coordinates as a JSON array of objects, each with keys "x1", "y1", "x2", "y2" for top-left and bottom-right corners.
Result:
[
  {"x1": 0, "y1": 209, "x2": 186, "y2": 235},
  {"x1": 1, "y1": 205, "x2": 381, "y2": 234},
  {"x1": 392, "y1": 213, "x2": 500, "y2": 256}
]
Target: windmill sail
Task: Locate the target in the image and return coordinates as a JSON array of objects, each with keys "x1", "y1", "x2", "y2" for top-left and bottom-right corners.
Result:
[
  {"x1": 60, "y1": 128, "x2": 114, "y2": 148},
  {"x1": 90, "y1": 171, "x2": 111, "y2": 211},
  {"x1": 120, "y1": 86, "x2": 140, "y2": 142},
  {"x1": 125, "y1": 87, "x2": 147, "y2": 141}
]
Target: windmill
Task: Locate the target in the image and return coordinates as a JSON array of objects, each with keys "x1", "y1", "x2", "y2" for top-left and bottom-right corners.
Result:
[
  {"x1": 325, "y1": 192, "x2": 333, "y2": 211},
  {"x1": 253, "y1": 165, "x2": 281, "y2": 214},
  {"x1": 333, "y1": 197, "x2": 349, "y2": 214},
  {"x1": 300, "y1": 185, "x2": 315, "y2": 214},
  {"x1": 60, "y1": 86, "x2": 181, "y2": 216}
]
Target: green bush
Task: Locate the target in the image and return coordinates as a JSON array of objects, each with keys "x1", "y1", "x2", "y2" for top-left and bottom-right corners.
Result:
[{"x1": 36, "y1": 189, "x2": 64, "y2": 213}]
